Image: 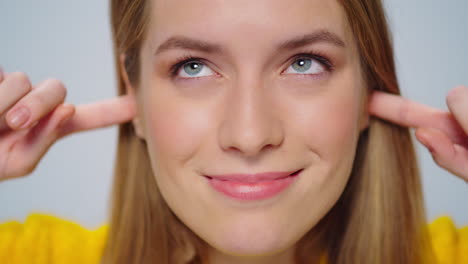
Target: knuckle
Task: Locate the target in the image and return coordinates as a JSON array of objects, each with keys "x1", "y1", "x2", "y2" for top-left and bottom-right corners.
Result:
[
  {"x1": 44, "y1": 78, "x2": 65, "y2": 88},
  {"x1": 20, "y1": 165, "x2": 36, "y2": 177},
  {"x1": 30, "y1": 91, "x2": 46, "y2": 106},
  {"x1": 10, "y1": 72, "x2": 32, "y2": 93},
  {"x1": 8, "y1": 163, "x2": 36, "y2": 179},
  {"x1": 32, "y1": 79, "x2": 67, "y2": 107},
  {"x1": 10, "y1": 71, "x2": 28, "y2": 81},
  {"x1": 44, "y1": 78, "x2": 67, "y2": 99},
  {"x1": 446, "y1": 86, "x2": 468, "y2": 108},
  {"x1": 446, "y1": 88, "x2": 459, "y2": 107},
  {"x1": 20, "y1": 158, "x2": 39, "y2": 176}
]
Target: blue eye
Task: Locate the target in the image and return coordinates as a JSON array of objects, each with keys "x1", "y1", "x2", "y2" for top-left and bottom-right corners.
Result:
[
  {"x1": 170, "y1": 54, "x2": 332, "y2": 79},
  {"x1": 293, "y1": 58, "x2": 313, "y2": 72},
  {"x1": 177, "y1": 61, "x2": 215, "y2": 78},
  {"x1": 183, "y1": 62, "x2": 203, "y2": 75},
  {"x1": 284, "y1": 57, "x2": 327, "y2": 75}
]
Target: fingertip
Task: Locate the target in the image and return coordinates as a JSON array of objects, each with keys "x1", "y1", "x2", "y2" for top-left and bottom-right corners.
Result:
[
  {"x1": 62, "y1": 102, "x2": 75, "y2": 112},
  {"x1": 368, "y1": 89, "x2": 382, "y2": 101},
  {"x1": 57, "y1": 109, "x2": 74, "y2": 130},
  {"x1": 119, "y1": 94, "x2": 138, "y2": 119},
  {"x1": 446, "y1": 85, "x2": 467, "y2": 104},
  {"x1": 0, "y1": 66, "x2": 4, "y2": 82},
  {"x1": 367, "y1": 90, "x2": 381, "y2": 113},
  {"x1": 60, "y1": 103, "x2": 76, "y2": 120},
  {"x1": 367, "y1": 91, "x2": 398, "y2": 120},
  {"x1": 127, "y1": 97, "x2": 138, "y2": 117}
]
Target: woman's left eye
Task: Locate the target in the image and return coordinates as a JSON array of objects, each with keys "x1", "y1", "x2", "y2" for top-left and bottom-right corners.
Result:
[
  {"x1": 284, "y1": 57, "x2": 327, "y2": 75},
  {"x1": 175, "y1": 61, "x2": 215, "y2": 78}
]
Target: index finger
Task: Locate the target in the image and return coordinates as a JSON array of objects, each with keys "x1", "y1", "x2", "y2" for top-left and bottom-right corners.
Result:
[
  {"x1": 368, "y1": 91, "x2": 466, "y2": 144},
  {"x1": 60, "y1": 94, "x2": 137, "y2": 136},
  {"x1": 0, "y1": 67, "x2": 4, "y2": 83}
]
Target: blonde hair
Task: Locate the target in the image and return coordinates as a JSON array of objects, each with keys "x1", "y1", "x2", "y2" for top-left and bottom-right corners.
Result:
[{"x1": 101, "y1": 0, "x2": 435, "y2": 263}]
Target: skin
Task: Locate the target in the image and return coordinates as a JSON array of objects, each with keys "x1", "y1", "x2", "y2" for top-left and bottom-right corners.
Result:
[
  {"x1": 125, "y1": 0, "x2": 463, "y2": 262},
  {"x1": 128, "y1": 0, "x2": 367, "y2": 263},
  {"x1": 0, "y1": 1, "x2": 466, "y2": 264}
]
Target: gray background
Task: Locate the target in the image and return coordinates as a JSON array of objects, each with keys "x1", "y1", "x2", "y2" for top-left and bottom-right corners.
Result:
[{"x1": 0, "y1": 0, "x2": 467, "y2": 229}]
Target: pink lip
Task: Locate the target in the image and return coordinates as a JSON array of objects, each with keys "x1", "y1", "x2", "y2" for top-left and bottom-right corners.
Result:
[{"x1": 205, "y1": 169, "x2": 302, "y2": 200}]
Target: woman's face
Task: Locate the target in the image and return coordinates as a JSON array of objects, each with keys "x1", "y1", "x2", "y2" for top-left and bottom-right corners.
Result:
[{"x1": 131, "y1": 0, "x2": 368, "y2": 260}]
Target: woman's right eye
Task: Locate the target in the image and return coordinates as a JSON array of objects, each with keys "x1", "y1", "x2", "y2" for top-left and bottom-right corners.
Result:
[{"x1": 175, "y1": 61, "x2": 216, "y2": 79}]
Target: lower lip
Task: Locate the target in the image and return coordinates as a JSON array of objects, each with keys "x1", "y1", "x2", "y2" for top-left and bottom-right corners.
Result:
[{"x1": 205, "y1": 171, "x2": 301, "y2": 201}]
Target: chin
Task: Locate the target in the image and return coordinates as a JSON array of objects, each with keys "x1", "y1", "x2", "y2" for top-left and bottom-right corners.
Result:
[
  {"x1": 213, "y1": 241, "x2": 290, "y2": 257},
  {"x1": 207, "y1": 224, "x2": 294, "y2": 257}
]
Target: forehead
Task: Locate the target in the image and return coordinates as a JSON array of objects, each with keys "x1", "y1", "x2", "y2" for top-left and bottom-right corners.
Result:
[{"x1": 149, "y1": 0, "x2": 351, "y2": 50}]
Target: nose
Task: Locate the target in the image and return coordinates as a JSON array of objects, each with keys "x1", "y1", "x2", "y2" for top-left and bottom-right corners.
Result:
[{"x1": 218, "y1": 77, "x2": 284, "y2": 158}]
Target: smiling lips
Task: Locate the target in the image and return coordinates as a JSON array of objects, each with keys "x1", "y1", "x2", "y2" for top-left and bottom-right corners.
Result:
[{"x1": 204, "y1": 169, "x2": 303, "y2": 200}]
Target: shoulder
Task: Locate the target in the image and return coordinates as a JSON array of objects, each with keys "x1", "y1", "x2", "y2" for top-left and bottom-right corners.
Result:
[
  {"x1": 0, "y1": 213, "x2": 107, "y2": 264},
  {"x1": 428, "y1": 216, "x2": 468, "y2": 264}
]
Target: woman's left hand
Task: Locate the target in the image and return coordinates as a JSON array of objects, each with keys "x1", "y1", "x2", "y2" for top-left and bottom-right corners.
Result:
[{"x1": 368, "y1": 85, "x2": 468, "y2": 182}]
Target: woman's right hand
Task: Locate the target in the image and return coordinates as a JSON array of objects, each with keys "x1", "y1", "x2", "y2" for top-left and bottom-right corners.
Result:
[{"x1": 0, "y1": 68, "x2": 136, "y2": 181}]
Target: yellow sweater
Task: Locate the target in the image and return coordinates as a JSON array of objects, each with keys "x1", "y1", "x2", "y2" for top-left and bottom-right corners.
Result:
[{"x1": 0, "y1": 214, "x2": 466, "y2": 264}]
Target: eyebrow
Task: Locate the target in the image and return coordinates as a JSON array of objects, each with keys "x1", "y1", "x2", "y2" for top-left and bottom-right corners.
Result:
[
  {"x1": 153, "y1": 29, "x2": 346, "y2": 56},
  {"x1": 278, "y1": 30, "x2": 346, "y2": 50}
]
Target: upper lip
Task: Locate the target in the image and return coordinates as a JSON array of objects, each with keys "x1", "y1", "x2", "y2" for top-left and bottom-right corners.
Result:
[{"x1": 205, "y1": 169, "x2": 302, "y2": 183}]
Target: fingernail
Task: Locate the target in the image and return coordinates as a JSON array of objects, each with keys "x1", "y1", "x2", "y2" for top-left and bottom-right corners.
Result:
[
  {"x1": 417, "y1": 133, "x2": 429, "y2": 146},
  {"x1": 417, "y1": 133, "x2": 435, "y2": 153},
  {"x1": 7, "y1": 106, "x2": 30, "y2": 129},
  {"x1": 423, "y1": 139, "x2": 435, "y2": 154}
]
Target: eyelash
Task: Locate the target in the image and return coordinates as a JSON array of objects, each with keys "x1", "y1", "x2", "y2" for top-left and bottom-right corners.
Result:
[{"x1": 169, "y1": 51, "x2": 334, "y2": 78}]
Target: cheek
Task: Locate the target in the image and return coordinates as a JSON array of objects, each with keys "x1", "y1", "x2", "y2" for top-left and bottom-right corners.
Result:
[
  {"x1": 285, "y1": 79, "x2": 364, "y2": 210},
  {"x1": 305, "y1": 93, "x2": 360, "y2": 200},
  {"x1": 142, "y1": 92, "x2": 211, "y2": 167},
  {"x1": 307, "y1": 95, "x2": 360, "y2": 157},
  {"x1": 140, "y1": 92, "x2": 214, "y2": 211},
  {"x1": 286, "y1": 86, "x2": 362, "y2": 165},
  {"x1": 138, "y1": 55, "x2": 208, "y2": 168},
  {"x1": 281, "y1": 86, "x2": 363, "y2": 237}
]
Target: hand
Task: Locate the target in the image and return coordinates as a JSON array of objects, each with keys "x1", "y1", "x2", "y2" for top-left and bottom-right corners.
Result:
[
  {"x1": 0, "y1": 68, "x2": 136, "y2": 181},
  {"x1": 369, "y1": 86, "x2": 468, "y2": 182}
]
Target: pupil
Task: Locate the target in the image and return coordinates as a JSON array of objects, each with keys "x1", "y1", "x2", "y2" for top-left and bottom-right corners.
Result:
[
  {"x1": 184, "y1": 62, "x2": 203, "y2": 75},
  {"x1": 293, "y1": 58, "x2": 312, "y2": 72}
]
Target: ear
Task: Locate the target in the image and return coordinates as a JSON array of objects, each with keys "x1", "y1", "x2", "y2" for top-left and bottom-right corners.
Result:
[{"x1": 119, "y1": 54, "x2": 146, "y2": 139}]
